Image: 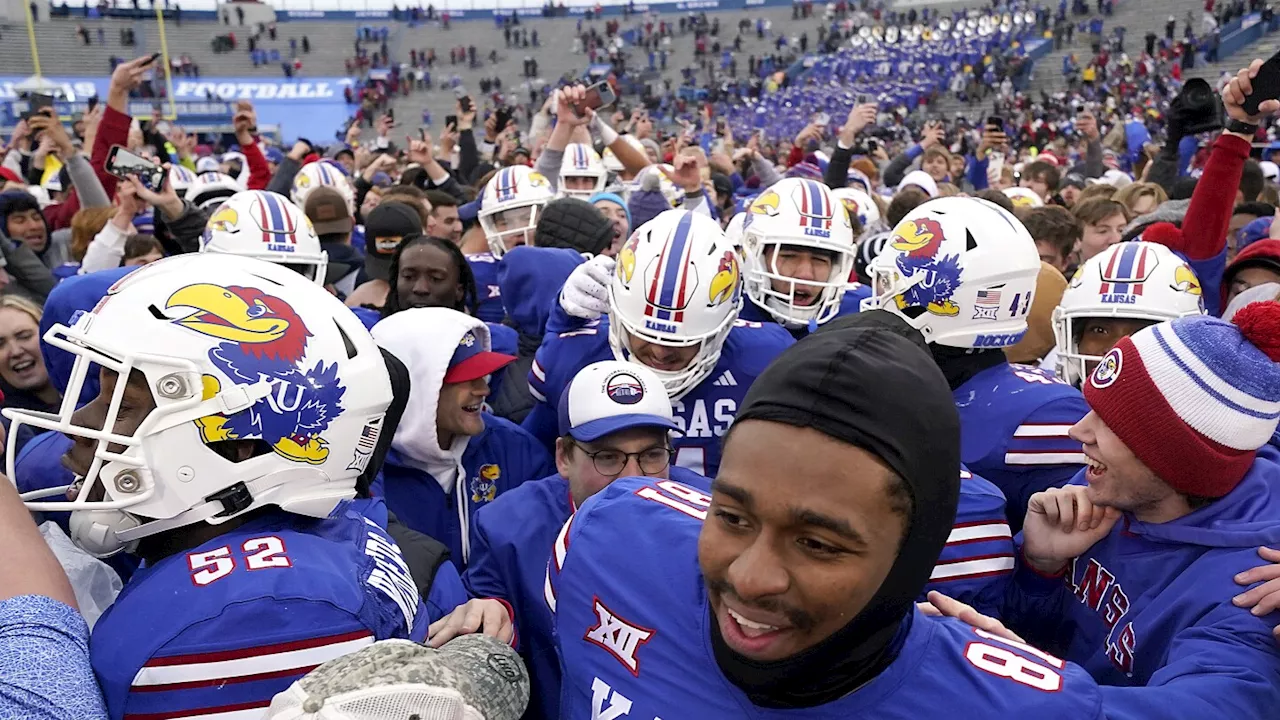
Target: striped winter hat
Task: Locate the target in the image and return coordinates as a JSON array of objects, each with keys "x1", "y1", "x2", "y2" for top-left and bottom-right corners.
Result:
[{"x1": 1083, "y1": 302, "x2": 1280, "y2": 497}]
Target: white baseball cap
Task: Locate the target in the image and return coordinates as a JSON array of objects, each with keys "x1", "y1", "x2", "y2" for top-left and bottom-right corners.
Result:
[
  {"x1": 897, "y1": 169, "x2": 938, "y2": 198},
  {"x1": 557, "y1": 361, "x2": 681, "y2": 442}
]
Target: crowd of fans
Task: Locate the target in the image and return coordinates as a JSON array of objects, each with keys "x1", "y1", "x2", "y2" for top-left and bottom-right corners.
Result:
[{"x1": 5, "y1": 0, "x2": 1280, "y2": 716}]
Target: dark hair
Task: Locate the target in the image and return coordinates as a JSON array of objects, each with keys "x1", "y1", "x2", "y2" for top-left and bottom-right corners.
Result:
[
  {"x1": 1240, "y1": 159, "x2": 1265, "y2": 203},
  {"x1": 424, "y1": 189, "x2": 458, "y2": 210},
  {"x1": 378, "y1": 191, "x2": 431, "y2": 228},
  {"x1": 1022, "y1": 161, "x2": 1061, "y2": 192},
  {"x1": 1232, "y1": 201, "x2": 1276, "y2": 218},
  {"x1": 886, "y1": 187, "x2": 929, "y2": 227},
  {"x1": 974, "y1": 188, "x2": 1016, "y2": 212},
  {"x1": 381, "y1": 233, "x2": 477, "y2": 317},
  {"x1": 1021, "y1": 205, "x2": 1082, "y2": 260},
  {"x1": 122, "y1": 233, "x2": 164, "y2": 263}
]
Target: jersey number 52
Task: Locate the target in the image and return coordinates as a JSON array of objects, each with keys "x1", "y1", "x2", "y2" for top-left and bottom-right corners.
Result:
[{"x1": 188, "y1": 536, "x2": 292, "y2": 587}]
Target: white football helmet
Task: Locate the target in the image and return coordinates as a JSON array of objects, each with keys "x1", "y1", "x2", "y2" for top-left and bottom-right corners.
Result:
[
  {"x1": 741, "y1": 178, "x2": 856, "y2": 329},
  {"x1": 292, "y1": 160, "x2": 356, "y2": 215},
  {"x1": 830, "y1": 186, "x2": 882, "y2": 229},
  {"x1": 610, "y1": 210, "x2": 742, "y2": 400},
  {"x1": 635, "y1": 164, "x2": 683, "y2": 207},
  {"x1": 221, "y1": 151, "x2": 250, "y2": 187},
  {"x1": 864, "y1": 197, "x2": 1040, "y2": 348},
  {"x1": 1004, "y1": 186, "x2": 1045, "y2": 209},
  {"x1": 478, "y1": 165, "x2": 555, "y2": 258},
  {"x1": 724, "y1": 211, "x2": 747, "y2": 262},
  {"x1": 187, "y1": 171, "x2": 245, "y2": 212},
  {"x1": 1053, "y1": 241, "x2": 1205, "y2": 385},
  {"x1": 602, "y1": 134, "x2": 645, "y2": 177},
  {"x1": 2, "y1": 253, "x2": 391, "y2": 557},
  {"x1": 168, "y1": 165, "x2": 198, "y2": 199},
  {"x1": 559, "y1": 143, "x2": 608, "y2": 199},
  {"x1": 200, "y1": 190, "x2": 329, "y2": 286}
]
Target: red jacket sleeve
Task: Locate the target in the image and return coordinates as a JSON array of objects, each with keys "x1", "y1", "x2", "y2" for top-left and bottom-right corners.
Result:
[
  {"x1": 48, "y1": 106, "x2": 134, "y2": 231},
  {"x1": 1179, "y1": 133, "x2": 1250, "y2": 261},
  {"x1": 240, "y1": 139, "x2": 271, "y2": 191},
  {"x1": 786, "y1": 144, "x2": 803, "y2": 168}
]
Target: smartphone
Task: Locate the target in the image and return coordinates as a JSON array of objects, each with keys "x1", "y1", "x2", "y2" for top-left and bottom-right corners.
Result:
[
  {"x1": 856, "y1": 94, "x2": 870, "y2": 105},
  {"x1": 386, "y1": 108, "x2": 395, "y2": 121},
  {"x1": 494, "y1": 106, "x2": 512, "y2": 133},
  {"x1": 28, "y1": 93, "x2": 55, "y2": 117},
  {"x1": 87, "y1": 95, "x2": 99, "y2": 113},
  {"x1": 813, "y1": 112, "x2": 831, "y2": 126},
  {"x1": 581, "y1": 80, "x2": 617, "y2": 112},
  {"x1": 142, "y1": 51, "x2": 162, "y2": 66},
  {"x1": 445, "y1": 114, "x2": 458, "y2": 129},
  {"x1": 987, "y1": 115, "x2": 1005, "y2": 132},
  {"x1": 105, "y1": 144, "x2": 165, "y2": 192},
  {"x1": 1242, "y1": 50, "x2": 1280, "y2": 116}
]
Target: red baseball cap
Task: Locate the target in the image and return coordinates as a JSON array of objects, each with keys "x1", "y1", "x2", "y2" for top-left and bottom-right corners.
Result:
[{"x1": 443, "y1": 330, "x2": 516, "y2": 384}]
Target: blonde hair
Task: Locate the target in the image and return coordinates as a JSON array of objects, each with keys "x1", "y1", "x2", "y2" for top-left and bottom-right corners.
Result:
[
  {"x1": 70, "y1": 207, "x2": 116, "y2": 263},
  {"x1": 934, "y1": 183, "x2": 961, "y2": 197},
  {"x1": 1113, "y1": 182, "x2": 1168, "y2": 215},
  {"x1": 0, "y1": 293, "x2": 43, "y2": 325}
]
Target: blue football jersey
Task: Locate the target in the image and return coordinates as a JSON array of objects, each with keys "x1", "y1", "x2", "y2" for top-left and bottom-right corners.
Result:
[
  {"x1": 925, "y1": 467, "x2": 1014, "y2": 617},
  {"x1": 524, "y1": 318, "x2": 794, "y2": 476},
  {"x1": 467, "y1": 252, "x2": 506, "y2": 323},
  {"x1": 91, "y1": 505, "x2": 428, "y2": 720},
  {"x1": 547, "y1": 477, "x2": 1103, "y2": 719},
  {"x1": 954, "y1": 362, "x2": 1089, "y2": 530}
]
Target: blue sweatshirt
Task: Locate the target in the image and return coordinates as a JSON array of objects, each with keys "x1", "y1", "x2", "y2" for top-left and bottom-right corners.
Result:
[{"x1": 1003, "y1": 445, "x2": 1280, "y2": 720}]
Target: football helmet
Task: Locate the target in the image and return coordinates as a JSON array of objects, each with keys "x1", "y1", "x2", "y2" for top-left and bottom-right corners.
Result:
[
  {"x1": 1004, "y1": 186, "x2": 1044, "y2": 209},
  {"x1": 168, "y1": 165, "x2": 198, "y2": 199},
  {"x1": 200, "y1": 190, "x2": 329, "y2": 286},
  {"x1": 1053, "y1": 241, "x2": 1205, "y2": 385},
  {"x1": 724, "y1": 211, "x2": 747, "y2": 262},
  {"x1": 830, "y1": 186, "x2": 882, "y2": 229},
  {"x1": 559, "y1": 143, "x2": 608, "y2": 200},
  {"x1": 478, "y1": 165, "x2": 555, "y2": 257},
  {"x1": 635, "y1": 164, "x2": 683, "y2": 207},
  {"x1": 292, "y1": 160, "x2": 356, "y2": 215},
  {"x1": 609, "y1": 210, "x2": 741, "y2": 400},
  {"x1": 221, "y1": 151, "x2": 250, "y2": 187},
  {"x1": 602, "y1": 134, "x2": 645, "y2": 176},
  {"x1": 2, "y1": 253, "x2": 391, "y2": 558},
  {"x1": 741, "y1": 178, "x2": 857, "y2": 329},
  {"x1": 187, "y1": 171, "x2": 245, "y2": 212},
  {"x1": 864, "y1": 197, "x2": 1040, "y2": 348}
]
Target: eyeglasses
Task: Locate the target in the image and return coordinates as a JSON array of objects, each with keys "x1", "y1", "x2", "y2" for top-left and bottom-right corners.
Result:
[{"x1": 571, "y1": 441, "x2": 673, "y2": 477}]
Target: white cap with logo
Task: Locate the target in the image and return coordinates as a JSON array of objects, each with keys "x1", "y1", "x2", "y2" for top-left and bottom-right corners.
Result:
[{"x1": 557, "y1": 361, "x2": 682, "y2": 442}]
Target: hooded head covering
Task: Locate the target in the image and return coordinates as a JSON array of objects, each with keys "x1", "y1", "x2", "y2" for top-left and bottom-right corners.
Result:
[
  {"x1": 370, "y1": 308, "x2": 492, "y2": 493},
  {"x1": 712, "y1": 310, "x2": 961, "y2": 708},
  {"x1": 498, "y1": 246, "x2": 584, "y2": 337}
]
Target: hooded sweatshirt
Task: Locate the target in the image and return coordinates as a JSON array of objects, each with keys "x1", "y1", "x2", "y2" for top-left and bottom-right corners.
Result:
[
  {"x1": 369, "y1": 308, "x2": 553, "y2": 569},
  {"x1": 1005, "y1": 447, "x2": 1280, "y2": 720}
]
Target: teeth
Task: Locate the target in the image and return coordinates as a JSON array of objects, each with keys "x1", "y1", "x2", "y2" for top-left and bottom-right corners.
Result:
[
  {"x1": 12, "y1": 359, "x2": 33, "y2": 371},
  {"x1": 727, "y1": 607, "x2": 779, "y2": 636},
  {"x1": 1087, "y1": 458, "x2": 1107, "y2": 473}
]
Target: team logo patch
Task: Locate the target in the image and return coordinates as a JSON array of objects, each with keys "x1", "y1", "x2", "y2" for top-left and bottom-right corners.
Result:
[
  {"x1": 471, "y1": 464, "x2": 500, "y2": 503},
  {"x1": 605, "y1": 371, "x2": 645, "y2": 405},
  {"x1": 1091, "y1": 347, "x2": 1123, "y2": 389},
  {"x1": 528, "y1": 172, "x2": 549, "y2": 187},
  {"x1": 708, "y1": 250, "x2": 739, "y2": 306},
  {"x1": 1099, "y1": 243, "x2": 1158, "y2": 305},
  {"x1": 166, "y1": 283, "x2": 345, "y2": 466},
  {"x1": 890, "y1": 217, "x2": 962, "y2": 317}
]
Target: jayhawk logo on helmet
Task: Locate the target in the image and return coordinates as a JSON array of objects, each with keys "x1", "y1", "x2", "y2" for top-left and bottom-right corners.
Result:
[
  {"x1": 891, "y1": 217, "x2": 962, "y2": 317},
  {"x1": 295, "y1": 173, "x2": 312, "y2": 188},
  {"x1": 617, "y1": 233, "x2": 641, "y2": 285},
  {"x1": 708, "y1": 250, "x2": 740, "y2": 306},
  {"x1": 749, "y1": 190, "x2": 781, "y2": 217},
  {"x1": 1171, "y1": 263, "x2": 1202, "y2": 296},
  {"x1": 528, "y1": 172, "x2": 549, "y2": 187},
  {"x1": 207, "y1": 206, "x2": 239, "y2": 234},
  {"x1": 166, "y1": 283, "x2": 346, "y2": 466}
]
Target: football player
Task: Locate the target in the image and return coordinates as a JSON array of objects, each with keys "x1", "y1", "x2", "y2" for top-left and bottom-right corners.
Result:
[
  {"x1": 290, "y1": 159, "x2": 356, "y2": 215},
  {"x1": 740, "y1": 178, "x2": 863, "y2": 337},
  {"x1": 200, "y1": 189, "x2": 330, "y2": 286},
  {"x1": 558, "y1": 143, "x2": 608, "y2": 200},
  {"x1": 865, "y1": 197, "x2": 1090, "y2": 529},
  {"x1": 3, "y1": 254, "x2": 462, "y2": 720},
  {"x1": 526, "y1": 209, "x2": 794, "y2": 477},
  {"x1": 546, "y1": 311, "x2": 1103, "y2": 719},
  {"x1": 1051, "y1": 241, "x2": 1206, "y2": 387}
]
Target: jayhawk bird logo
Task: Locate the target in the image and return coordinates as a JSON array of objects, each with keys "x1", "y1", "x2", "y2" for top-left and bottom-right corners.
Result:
[
  {"x1": 471, "y1": 464, "x2": 500, "y2": 503},
  {"x1": 166, "y1": 283, "x2": 346, "y2": 465},
  {"x1": 890, "y1": 218, "x2": 962, "y2": 317}
]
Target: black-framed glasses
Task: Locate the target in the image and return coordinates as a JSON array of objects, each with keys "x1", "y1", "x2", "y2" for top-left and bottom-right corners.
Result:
[{"x1": 571, "y1": 441, "x2": 674, "y2": 477}]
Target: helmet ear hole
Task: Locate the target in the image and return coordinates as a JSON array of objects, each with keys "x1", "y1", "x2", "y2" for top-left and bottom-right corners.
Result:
[{"x1": 901, "y1": 305, "x2": 928, "y2": 320}]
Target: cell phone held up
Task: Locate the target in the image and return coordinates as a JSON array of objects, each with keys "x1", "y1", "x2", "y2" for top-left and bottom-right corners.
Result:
[
  {"x1": 1241, "y1": 50, "x2": 1280, "y2": 116},
  {"x1": 105, "y1": 144, "x2": 166, "y2": 192},
  {"x1": 578, "y1": 81, "x2": 617, "y2": 115}
]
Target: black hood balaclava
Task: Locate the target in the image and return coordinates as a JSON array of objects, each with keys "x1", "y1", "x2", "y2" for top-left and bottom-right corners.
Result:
[{"x1": 711, "y1": 309, "x2": 961, "y2": 708}]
